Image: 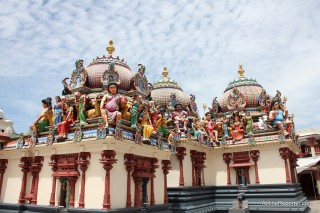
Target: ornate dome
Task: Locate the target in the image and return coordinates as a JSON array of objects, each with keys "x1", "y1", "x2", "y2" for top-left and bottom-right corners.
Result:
[
  {"x1": 85, "y1": 40, "x2": 134, "y2": 91},
  {"x1": 219, "y1": 65, "x2": 266, "y2": 112},
  {"x1": 151, "y1": 67, "x2": 190, "y2": 108}
]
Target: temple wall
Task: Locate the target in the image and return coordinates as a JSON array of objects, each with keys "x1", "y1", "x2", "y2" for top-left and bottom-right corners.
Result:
[{"x1": 1, "y1": 157, "x2": 21, "y2": 203}]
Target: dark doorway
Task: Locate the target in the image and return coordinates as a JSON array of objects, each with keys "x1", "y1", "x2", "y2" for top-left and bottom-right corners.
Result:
[
  {"x1": 299, "y1": 172, "x2": 317, "y2": 198},
  {"x1": 142, "y1": 178, "x2": 149, "y2": 208},
  {"x1": 59, "y1": 178, "x2": 71, "y2": 208},
  {"x1": 237, "y1": 167, "x2": 247, "y2": 185}
]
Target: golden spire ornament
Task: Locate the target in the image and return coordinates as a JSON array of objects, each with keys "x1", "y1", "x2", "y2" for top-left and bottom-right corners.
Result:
[
  {"x1": 238, "y1": 64, "x2": 245, "y2": 79},
  {"x1": 162, "y1": 66, "x2": 169, "y2": 81},
  {"x1": 106, "y1": 39, "x2": 115, "y2": 55}
]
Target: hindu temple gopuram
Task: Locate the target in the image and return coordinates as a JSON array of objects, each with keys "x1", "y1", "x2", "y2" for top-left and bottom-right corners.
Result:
[{"x1": 0, "y1": 40, "x2": 310, "y2": 213}]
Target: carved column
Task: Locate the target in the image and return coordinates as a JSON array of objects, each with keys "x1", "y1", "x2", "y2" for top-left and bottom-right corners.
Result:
[
  {"x1": 100, "y1": 150, "x2": 117, "y2": 210},
  {"x1": 18, "y1": 157, "x2": 32, "y2": 204},
  {"x1": 150, "y1": 158, "x2": 159, "y2": 206},
  {"x1": 289, "y1": 150, "x2": 298, "y2": 183},
  {"x1": 250, "y1": 150, "x2": 260, "y2": 184},
  {"x1": 162, "y1": 160, "x2": 171, "y2": 204},
  {"x1": 190, "y1": 150, "x2": 197, "y2": 186},
  {"x1": 307, "y1": 137, "x2": 316, "y2": 157},
  {"x1": 279, "y1": 147, "x2": 291, "y2": 183},
  {"x1": 176, "y1": 147, "x2": 186, "y2": 186},
  {"x1": 223, "y1": 153, "x2": 232, "y2": 185},
  {"x1": 0, "y1": 159, "x2": 8, "y2": 197},
  {"x1": 134, "y1": 177, "x2": 142, "y2": 207},
  {"x1": 69, "y1": 177, "x2": 78, "y2": 208},
  {"x1": 78, "y1": 152, "x2": 91, "y2": 208},
  {"x1": 49, "y1": 154, "x2": 59, "y2": 206},
  {"x1": 30, "y1": 156, "x2": 44, "y2": 204},
  {"x1": 198, "y1": 152, "x2": 206, "y2": 186},
  {"x1": 124, "y1": 154, "x2": 136, "y2": 208}
]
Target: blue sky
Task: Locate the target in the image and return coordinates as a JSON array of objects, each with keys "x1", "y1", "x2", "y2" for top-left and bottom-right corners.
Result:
[{"x1": 0, "y1": 0, "x2": 320, "y2": 134}]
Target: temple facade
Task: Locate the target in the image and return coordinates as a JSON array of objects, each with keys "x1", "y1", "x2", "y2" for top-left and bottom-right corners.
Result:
[{"x1": 0, "y1": 40, "x2": 309, "y2": 213}]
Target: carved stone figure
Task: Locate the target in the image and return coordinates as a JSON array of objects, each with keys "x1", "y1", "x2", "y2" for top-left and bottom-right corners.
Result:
[
  {"x1": 69, "y1": 59, "x2": 88, "y2": 89},
  {"x1": 32, "y1": 98, "x2": 54, "y2": 134},
  {"x1": 100, "y1": 83, "x2": 122, "y2": 129},
  {"x1": 171, "y1": 103, "x2": 188, "y2": 134},
  {"x1": 139, "y1": 106, "x2": 154, "y2": 141},
  {"x1": 130, "y1": 95, "x2": 142, "y2": 128}
]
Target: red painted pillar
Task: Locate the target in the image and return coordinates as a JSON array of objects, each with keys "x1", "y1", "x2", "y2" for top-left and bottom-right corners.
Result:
[
  {"x1": 100, "y1": 150, "x2": 117, "y2": 210},
  {"x1": 199, "y1": 152, "x2": 206, "y2": 186},
  {"x1": 176, "y1": 147, "x2": 186, "y2": 186},
  {"x1": 69, "y1": 177, "x2": 78, "y2": 208},
  {"x1": 78, "y1": 152, "x2": 91, "y2": 208},
  {"x1": 18, "y1": 157, "x2": 32, "y2": 204},
  {"x1": 162, "y1": 160, "x2": 171, "y2": 204},
  {"x1": 223, "y1": 153, "x2": 232, "y2": 185},
  {"x1": 279, "y1": 147, "x2": 291, "y2": 183},
  {"x1": 0, "y1": 159, "x2": 8, "y2": 197},
  {"x1": 49, "y1": 155, "x2": 59, "y2": 206},
  {"x1": 190, "y1": 150, "x2": 196, "y2": 186},
  {"x1": 150, "y1": 158, "x2": 158, "y2": 206},
  {"x1": 134, "y1": 177, "x2": 142, "y2": 207},
  {"x1": 250, "y1": 150, "x2": 260, "y2": 184},
  {"x1": 124, "y1": 154, "x2": 136, "y2": 208},
  {"x1": 30, "y1": 156, "x2": 44, "y2": 205}
]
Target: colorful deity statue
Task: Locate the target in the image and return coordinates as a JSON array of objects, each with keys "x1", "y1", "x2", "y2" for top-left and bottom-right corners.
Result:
[
  {"x1": 78, "y1": 90, "x2": 87, "y2": 125},
  {"x1": 149, "y1": 101, "x2": 158, "y2": 129},
  {"x1": 57, "y1": 102, "x2": 76, "y2": 138},
  {"x1": 269, "y1": 100, "x2": 289, "y2": 135},
  {"x1": 120, "y1": 96, "x2": 132, "y2": 121},
  {"x1": 139, "y1": 106, "x2": 154, "y2": 141},
  {"x1": 231, "y1": 113, "x2": 244, "y2": 141},
  {"x1": 32, "y1": 98, "x2": 54, "y2": 134},
  {"x1": 209, "y1": 97, "x2": 222, "y2": 118},
  {"x1": 54, "y1": 96, "x2": 64, "y2": 127},
  {"x1": 188, "y1": 94, "x2": 198, "y2": 117},
  {"x1": 222, "y1": 116, "x2": 231, "y2": 138},
  {"x1": 130, "y1": 95, "x2": 142, "y2": 128},
  {"x1": 156, "y1": 108, "x2": 169, "y2": 138},
  {"x1": 100, "y1": 83, "x2": 122, "y2": 129},
  {"x1": 192, "y1": 118, "x2": 207, "y2": 141},
  {"x1": 258, "y1": 89, "x2": 270, "y2": 108},
  {"x1": 61, "y1": 77, "x2": 71, "y2": 95},
  {"x1": 167, "y1": 93, "x2": 177, "y2": 111},
  {"x1": 245, "y1": 112, "x2": 253, "y2": 134},
  {"x1": 204, "y1": 112, "x2": 218, "y2": 142},
  {"x1": 69, "y1": 59, "x2": 88, "y2": 89},
  {"x1": 172, "y1": 103, "x2": 188, "y2": 134}
]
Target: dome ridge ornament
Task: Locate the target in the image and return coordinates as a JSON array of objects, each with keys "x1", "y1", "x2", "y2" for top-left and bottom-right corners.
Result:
[
  {"x1": 162, "y1": 66, "x2": 169, "y2": 82},
  {"x1": 106, "y1": 39, "x2": 115, "y2": 55},
  {"x1": 238, "y1": 64, "x2": 245, "y2": 79}
]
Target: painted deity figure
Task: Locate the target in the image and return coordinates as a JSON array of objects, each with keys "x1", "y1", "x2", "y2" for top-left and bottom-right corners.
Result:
[
  {"x1": 57, "y1": 102, "x2": 76, "y2": 138},
  {"x1": 100, "y1": 83, "x2": 122, "y2": 129},
  {"x1": 54, "y1": 96, "x2": 64, "y2": 127},
  {"x1": 130, "y1": 95, "x2": 142, "y2": 128},
  {"x1": 171, "y1": 103, "x2": 188, "y2": 133},
  {"x1": 245, "y1": 112, "x2": 253, "y2": 134},
  {"x1": 269, "y1": 100, "x2": 289, "y2": 135},
  {"x1": 149, "y1": 101, "x2": 158, "y2": 129},
  {"x1": 156, "y1": 108, "x2": 169, "y2": 138},
  {"x1": 78, "y1": 91, "x2": 87, "y2": 125},
  {"x1": 204, "y1": 112, "x2": 218, "y2": 142},
  {"x1": 167, "y1": 93, "x2": 177, "y2": 111},
  {"x1": 139, "y1": 107, "x2": 154, "y2": 140},
  {"x1": 222, "y1": 116, "x2": 231, "y2": 138},
  {"x1": 32, "y1": 98, "x2": 54, "y2": 134},
  {"x1": 188, "y1": 94, "x2": 198, "y2": 117},
  {"x1": 231, "y1": 114, "x2": 244, "y2": 141},
  {"x1": 192, "y1": 118, "x2": 207, "y2": 141}
]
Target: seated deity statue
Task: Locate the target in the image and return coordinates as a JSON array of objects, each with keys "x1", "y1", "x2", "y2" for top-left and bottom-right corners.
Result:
[
  {"x1": 32, "y1": 98, "x2": 54, "y2": 134},
  {"x1": 100, "y1": 83, "x2": 122, "y2": 129},
  {"x1": 171, "y1": 103, "x2": 188, "y2": 133}
]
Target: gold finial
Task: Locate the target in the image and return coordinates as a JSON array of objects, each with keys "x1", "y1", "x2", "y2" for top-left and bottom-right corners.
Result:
[
  {"x1": 238, "y1": 64, "x2": 245, "y2": 79},
  {"x1": 162, "y1": 66, "x2": 169, "y2": 81},
  {"x1": 106, "y1": 39, "x2": 115, "y2": 55}
]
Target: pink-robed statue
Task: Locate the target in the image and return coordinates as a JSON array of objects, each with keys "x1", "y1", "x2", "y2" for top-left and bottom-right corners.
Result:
[
  {"x1": 57, "y1": 102, "x2": 76, "y2": 138},
  {"x1": 100, "y1": 83, "x2": 122, "y2": 128},
  {"x1": 172, "y1": 103, "x2": 188, "y2": 133}
]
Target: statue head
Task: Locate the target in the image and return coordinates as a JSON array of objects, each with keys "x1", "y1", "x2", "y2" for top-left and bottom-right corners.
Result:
[
  {"x1": 107, "y1": 82, "x2": 118, "y2": 95},
  {"x1": 75, "y1": 59, "x2": 84, "y2": 69},
  {"x1": 138, "y1": 64, "x2": 145, "y2": 75},
  {"x1": 174, "y1": 103, "x2": 182, "y2": 112}
]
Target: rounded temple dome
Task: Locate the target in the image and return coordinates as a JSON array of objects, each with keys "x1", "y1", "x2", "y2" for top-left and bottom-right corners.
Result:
[
  {"x1": 86, "y1": 55, "x2": 134, "y2": 91},
  {"x1": 151, "y1": 67, "x2": 190, "y2": 108},
  {"x1": 219, "y1": 65, "x2": 266, "y2": 112},
  {"x1": 0, "y1": 108, "x2": 4, "y2": 119}
]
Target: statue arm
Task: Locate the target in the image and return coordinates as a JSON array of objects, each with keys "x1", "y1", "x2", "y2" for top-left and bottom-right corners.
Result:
[{"x1": 100, "y1": 94, "x2": 107, "y2": 109}]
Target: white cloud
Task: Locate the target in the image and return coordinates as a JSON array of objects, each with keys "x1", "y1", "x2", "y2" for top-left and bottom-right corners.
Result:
[{"x1": 1, "y1": 0, "x2": 320, "y2": 133}]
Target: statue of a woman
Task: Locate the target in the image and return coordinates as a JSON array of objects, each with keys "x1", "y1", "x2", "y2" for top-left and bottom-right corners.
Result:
[
  {"x1": 78, "y1": 91, "x2": 87, "y2": 125},
  {"x1": 54, "y1": 96, "x2": 63, "y2": 127},
  {"x1": 269, "y1": 100, "x2": 289, "y2": 135},
  {"x1": 57, "y1": 102, "x2": 76, "y2": 138},
  {"x1": 130, "y1": 95, "x2": 141, "y2": 128},
  {"x1": 139, "y1": 106, "x2": 154, "y2": 141},
  {"x1": 100, "y1": 83, "x2": 122, "y2": 129},
  {"x1": 32, "y1": 98, "x2": 53, "y2": 134}
]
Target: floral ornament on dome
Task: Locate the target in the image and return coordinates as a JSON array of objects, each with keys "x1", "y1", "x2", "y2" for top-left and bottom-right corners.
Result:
[
  {"x1": 132, "y1": 64, "x2": 149, "y2": 95},
  {"x1": 101, "y1": 61, "x2": 121, "y2": 90},
  {"x1": 227, "y1": 88, "x2": 246, "y2": 110},
  {"x1": 69, "y1": 59, "x2": 88, "y2": 90}
]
